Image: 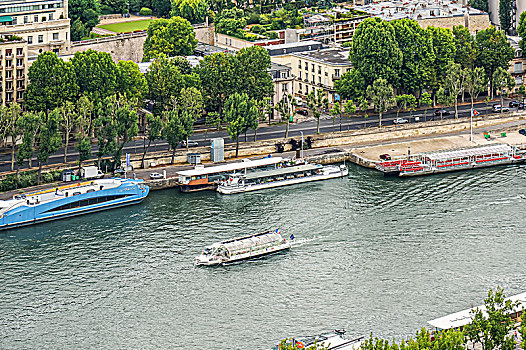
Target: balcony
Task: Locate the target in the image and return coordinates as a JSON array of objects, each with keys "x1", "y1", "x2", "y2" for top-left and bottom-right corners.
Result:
[
  {"x1": 6, "y1": 86, "x2": 14, "y2": 92},
  {"x1": 5, "y1": 76, "x2": 13, "y2": 81},
  {"x1": 17, "y1": 86, "x2": 24, "y2": 91},
  {"x1": 5, "y1": 66, "x2": 13, "y2": 71},
  {"x1": 5, "y1": 55, "x2": 12, "y2": 59},
  {"x1": 16, "y1": 53, "x2": 24, "y2": 58},
  {"x1": 16, "y1": 98, "x2": 23, "y2": 103},
  {"x1": 16, "y1": 65, "x2": 24, "y2": 69},
  {"x1": 16, "y1": 74, "x2": 25, "y2": 80}
]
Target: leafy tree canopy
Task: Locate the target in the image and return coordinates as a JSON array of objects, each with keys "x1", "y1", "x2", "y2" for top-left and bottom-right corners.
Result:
[
  {"x1": 475, "y1": 26, "x2": 514, "y2": 90},
  {"x1": 117, "y1": 60, "x2": 148, "y2": 102},
  {"x1": 70, "y1": 49, "x2": 118, "y2": 101},
  {"x1": 170, "y1": 0, "x2": 208, "y2": 24},
  {"x1": 143, "y1": 17, "x2": 197, "y2": 61}
]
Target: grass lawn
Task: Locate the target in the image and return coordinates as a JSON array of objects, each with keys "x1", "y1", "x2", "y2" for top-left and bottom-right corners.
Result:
[{"x1": 97, "y1": 19, "x2": 153, "y2": 33}]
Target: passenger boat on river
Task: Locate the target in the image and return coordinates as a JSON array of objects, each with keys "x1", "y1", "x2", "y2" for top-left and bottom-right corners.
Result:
[
  {"x1": 217, "y1": 163, "x2": 348, "y2": 194},
  {"x1": 0, "y1": 178, "x2": 150, "y2": 230},
  {"x1": 194, "y1": 230, "x2": 293, "y2": 266},
  {"x1": 376, "y1": 144, "x2": 525, "y2": 177},
  {"x1": 271, "y1": 330, "x2": 363, "y2": 350}
]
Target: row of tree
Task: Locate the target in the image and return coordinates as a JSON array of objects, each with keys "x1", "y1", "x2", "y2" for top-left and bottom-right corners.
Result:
[{"x1": 336, "y1": 19, "x2": 515, "y2": 107}]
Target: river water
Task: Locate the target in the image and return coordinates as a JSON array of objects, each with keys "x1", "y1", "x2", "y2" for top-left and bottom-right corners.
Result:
[{"x1": 1, "y1": 164, "x2": 525, "y2": 349}]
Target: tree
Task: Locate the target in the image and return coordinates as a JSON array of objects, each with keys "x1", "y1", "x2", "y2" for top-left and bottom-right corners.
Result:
[
  {"x1": 151, "y1": 0, "x2": 172, "y2": 17},
  {"x1": 464, "y1": 287, "x2": 519, "y2": 350},
  {"x1": 420, "y1": 92, "x2": 432, "y2": 121},
  {"x1": 59, "y1": 102, "x2": 77, "y2": 163},
  {"x1": 113, "y1": 99, "x2": 139, "y2": 167},
  {"x1": 469, "y1": 0, "x2": 488, "y2": 12},
  {"x1": 275, "y1": 94, "x2": 295, "y2": 138},
  {"x1": 75, "y1": 135, "x2": 92, "y2": 172},
  {"x1": 492, "y1": 67, "x2": 515, "y2": 113},
  {"x1": 143, "y1": 17, "x2": 197, "y2": 61},
  {"x1": 196, "y1": 52, "x2": 237, "y2": 114},
  {"x1": 2, "y1": 103, "x2": 23, "y2": 171},
  {"x1": 164, "y1": 109, "x2": 193, "y2": 164},
  {"x1": 146, "y1": 56, "x2": 201, "y2": 114},
  {"x1": 330, "y1": 102, "x2": 341, "y2": 132},
  {"x1": 444, "y1": 61, "x2": 465, "y2": 118},
  {"x1": 25, "y1": 52, "x2": 79, "y2": 112},
  {"x1": 141, "y1": 114, "x2": 164, "y2": 168},
  {"x1": 350, "y1": 17, "x2": 402, "y2": 88},
  {"x1": 224, "y1": 93, "x2": 257, "y2": 157},
  {"x1": 70, "y1": 49, "x2": 118, "y2": 101},
  {"x1": 254, "y1": 97, "x2": 272, "y2": 140},
  {"x1": 475, "y1": 26, "x2": 514, "y2": 97},
  {"x1": 499, "y1": 0, "x2": 512, "y2": 34},
  {"x1": 518, "y1": 12, "x2": 526, "y2": 52},
  {"x1": 69, "y1": 0, "x2": 100, "y2": 40},
  {"x1": 36, "y1": 110, "x2": 61, "y2": 184},
  {"x1": 436, "y1": 87, "x2": 454, "y2": 120},
  {"x1": 116, "y1": 60, "x2": 148, "y2": 102},
  {"x1": 366, "y1": 78, "x2": 395, "y2": 127},
  {"x1": 77, "y1": 95, "x2": 95, "y2": 138},
  {"x1": 234, "y1": 46, "x2": 273, "y2": 102},
  {"x1": 391, "y1": 18, "x2": 435, "y2": 94},
  {"x1": 518, "y1": 84, "x2": 526, "y2": 105},
  {"x1": 464, "y1": 67, "x2": 487, "y2": 111},
  {"x1": 170, "y1": 0, "x2": 208, "y2": 24},
  {"x1": 426, "y1": 26, "x2": 456, "y2": 99},
  {"x1": 175, "y1": 87, "x2": 204, "y2": 150},
  {"x1": 520, "y1": 315, "x2": 526, "y2": 350},
  {"x1": 16, "y1": 112, "x2": 40, "y2": 171},
  {"x1": 307, "y1": 89, "x2": 328, "y2": 134},
  {"x1": 453, "y1": 25, "x2": 477, "y2": 69},
  {"x1": 396, "y1": 94, "x2": 417, "y2": 118},
  {"x1": 335, "y1": 69, "x2": 366, "y2": 101},
  {"x1": 215, "y1": 8, "x2": 246, "y2": 35}
]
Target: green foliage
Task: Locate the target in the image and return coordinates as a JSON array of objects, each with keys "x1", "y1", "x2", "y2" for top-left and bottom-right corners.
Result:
[
  {"x1": 141, "y1": 114, "x2": 164, "y2": 167},
  {"x1": 76, "y1": 134, "x2": 92, "y2": 169},
  {"x1": 453, "y1": 25, "x2": 476, "y2": 69},
  {"x1": 350, "y1": 17, "x2": 402, "y2": 89},
  {"x1": 70, "y1": 49, "x2": 118, "y2": 101},
  {"x1": 71, "y1": 18, "x2": 89, "y2": 41},
  {"x1": 420, "y1": 92, "x2": 432, "y2": 119},
  {"x1": 196, "y1": 52, "x2": 235, "y2": 113},
  {"x1": 307, "y1": 89, "x2": 328, "y2": 134},
  {"x1": 117, "y1": 60, "x2": 148, "y2": 102},
  {"x1": 143, "y1": 17, "x2": 197, "y2": 61},
  {"x1": 436, "y1": 87, "x2": 454, "y2": 119},
  {"x1": 235, "y1": 46, "x2": 273, "y2": 101},
  {"x1": 0, "y1": 170, "x2": 62, "y2": 192},
  {"x1": 499, "y1": 0, "x2": 512, "y2": 34},
  {"x1": 275, "y1": 94, "x2": 296, "y2": 138},
  {"x1": 145, "y1": 56, "x2": 201, "y2": 114},
  {"x1": 16, "y1": 112, "x2": 41, "y2": 169},
  {"x1": 492, "y1": 67, "x2": 515, "y2": 111},
  {"x1": 69, "y1": 0, "x2": 101, "y2": 40},
  {"x1": 464, "y1": 67, "x2": 487, "y2": 108},
  {"x1": 224, "y1": 92, "x2": 258, "y2": 156},
  {"x1": 426, "y1": 26, "x2": 456, "y2": 91},
  {"x1": 518, "y1": 12, "x2": 526, "y2": 53},
  {"x1": 443, "y1": 61, "x2": 464, "y2": 118},
  {"x1": 464, "y1": 287, "x2": 519, "y2": 350},
  {"x1": 36, "y1": 110, "x2": 62, "y2": 182},
  {"x1": 152, "y1": 0, "x2": 172, "y2": 17},
  {"x1": 475, "y1": 26, "x2": 514, "y2": 93},
  {"x1": 215, "y1": 8, "x2": 246, "y2": 35},
  {"x1": 396, "y1": 94, "x2": 417, "y2": 117},
  {"x1": 366, "y1": 78, "x2": 395, "y2": 127},
  {"x1": 469, "y1": 0, "x2": 488, "y2": 12},
  {"x1": 25, "y1": 52, "x2": 79, "y2": 112},
  {"x1": 335, "y1": 69, "x2": 365, "y2": 101},
  {"x1": 170, "y1": 0, "x2": 208, "y2": 24},
  {"x1": 391, "y1": 18, "x2": 435, "y2": 93},
  {"x1": 140, "y1": 7, "x2": 153, "y2": 15}
]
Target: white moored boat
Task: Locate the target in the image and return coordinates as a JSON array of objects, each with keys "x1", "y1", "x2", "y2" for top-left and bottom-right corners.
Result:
[
  {"x1": 271, "y1": 330, "x2": 363, "y2": 350},
  {"x1": 194, "y1": 230, "x2": 293, "y2": 266},
  {"x1": 217, "y1": 163, "x2": 348, "y2": 195}
]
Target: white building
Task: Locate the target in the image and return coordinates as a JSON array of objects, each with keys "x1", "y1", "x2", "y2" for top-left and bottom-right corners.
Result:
[
  {"x1": 488, "y1": 0, "x2": 526, "y2": 33},
  {"x1": 0, "y1": 0, "x2": 71, "y2": 57}
]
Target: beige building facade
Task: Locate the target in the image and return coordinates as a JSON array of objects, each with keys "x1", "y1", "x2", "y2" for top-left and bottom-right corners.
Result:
[
  {"x1": 0, "y1": 36, "x2": 28, "y2": 105},
  {"x1": 288, "y1": 48, "x2": 352, "y2": 108},
  {"x1": 0, "y1": 0, "x2": 70, "y2": 57}
]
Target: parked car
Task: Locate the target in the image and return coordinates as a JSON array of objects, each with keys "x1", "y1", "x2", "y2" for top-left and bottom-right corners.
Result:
[
  {"x1": 393, "y1": 117, "x2": 409, "y2": 124},
  {"x1": 296, "y1": 109, "x2": 308, "y2": 116},
  {"x1": 181, "y1": 140, "x2": 199, "y2": 147},
  {"x1": 149, "y1": 172, "x2": 164, "y2": 180},
  {"x1": 509, "y1": 100, "x2": 519, "y2": 107},
  {"x1": 492, "y1": 104, "x2": 510, "y2": 112},
  {"x1": 519, "y1": 129, "x2": 526, "y2": 136},
  {"x1": 435, "y1": 109, "x2": 451, "y2": 116},
  {"x1": 113, "y1": 168, "x2": 126, "y2": 177},
  {"x1": 379, "y1": 154, "x2": 392, "y2": 161},
  {"x1": 519, "y1": 103, "x2": 525, "y2": 110}
]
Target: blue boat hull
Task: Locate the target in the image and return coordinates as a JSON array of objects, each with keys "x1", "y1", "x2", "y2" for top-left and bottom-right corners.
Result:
[{"x1": 0, "y1": 180, "x2": 150, "y2": 231}]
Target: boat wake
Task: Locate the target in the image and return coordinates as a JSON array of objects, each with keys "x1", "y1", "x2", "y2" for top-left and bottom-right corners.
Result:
[{"x1": 290, "y1": 237, "x2": 316, "y2": 248}]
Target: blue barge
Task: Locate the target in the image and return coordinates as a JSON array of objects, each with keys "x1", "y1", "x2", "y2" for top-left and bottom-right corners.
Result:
[{"x1": 0, "y1": 178, "x2": 150, "y2": 230}]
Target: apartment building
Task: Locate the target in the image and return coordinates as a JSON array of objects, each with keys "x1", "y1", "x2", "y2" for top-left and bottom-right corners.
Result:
[
  {"x1": 0, "y1": 0, "x2": 70, "y2": 56},
  {"x1": 290, "y1": 48, "x2": 352, "y2": 108},
  {"x1": 507, "y1": 36, "x2": 525, "y2": 92},
  {"x1": 269, "y1": 62, "x2": 294, "y2": 120},
  {"x1": 0, "y1": 35, "x2": 28, "y2": 105}
]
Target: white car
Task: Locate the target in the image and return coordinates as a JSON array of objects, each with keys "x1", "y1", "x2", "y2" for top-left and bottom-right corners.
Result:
[
  {"x1": 149, "y1": 172, "x2": 164, "y2": 180},
  {"x1": 394, "y1": 118, "x2": 409, "y2": 124},
  {"x1": 181, "y1": 140, "x2": 199, "y2": 147}
]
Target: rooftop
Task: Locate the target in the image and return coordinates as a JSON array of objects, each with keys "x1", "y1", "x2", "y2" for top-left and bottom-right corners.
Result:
[
  {"x1": 355, "y1": 0, "x2": 487, "y2": 21},
  {"x1": 293, "y1": 48, "x2": 351, "y2": 65},
  {"x1": 194, "y1": 42, "x2": 233, "y2": 56}
]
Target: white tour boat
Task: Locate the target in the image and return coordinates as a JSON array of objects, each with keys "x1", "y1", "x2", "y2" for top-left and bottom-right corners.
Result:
[
  {"x1": 271, "y1": 330, "x2": 363, "y2": 350},
  {"x1": 194, "y1": 230, "x2": 293, "y2": 266},
  {"x1": 217, "y1": 163, "x2": 349, "y2": 195}
]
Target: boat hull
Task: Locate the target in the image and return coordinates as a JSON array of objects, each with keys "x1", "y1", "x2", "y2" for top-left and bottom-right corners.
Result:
[
  {"x1": 195, "y1": 245, "x2": 291, "y2": 266},
  {"x1": 217, "y1": 167, "x2": 348, "y2": 195},
  {"x1": 399, "y1": 158, "x2": 524, "y2": 177}
]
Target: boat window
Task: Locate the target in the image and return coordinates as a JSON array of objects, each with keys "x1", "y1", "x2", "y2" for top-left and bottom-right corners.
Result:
[
  {"x1": 43, "y1": 194, "x2": 132, "y2": 213},
  {"x1": 72, "y1": 192, "x2": 81, "y2": 196},
  {"x1": 86, "y1": 189, "x2": 95, "y2": 193}
]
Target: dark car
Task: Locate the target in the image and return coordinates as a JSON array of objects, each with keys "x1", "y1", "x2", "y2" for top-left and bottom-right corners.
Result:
[
  {"x1": 435, "y1": 109, "x2": 451, "y2": 116},
  {"x1": 379, "y1": 154, "x2": 391, "y2": 161},
  {"x1": 519, "y1": 129, "x2": 526, "y2": 136},
  {"x1": 509, "y1": 100, "x2": 519, "y2": 108},
  {"x1": 296, "y1": 109, "x2": 308, "y2": 116}
]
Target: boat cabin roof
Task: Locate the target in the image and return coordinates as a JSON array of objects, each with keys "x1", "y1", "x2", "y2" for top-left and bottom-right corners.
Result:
[
  {"x1": 427, "y1": 292, "x2": 526, "y2": 331},
  {"x1": 425, "y1": 144, "x2": 512, "y2": 161},
  {"x1": 243, "y1": 163, "x2": 321, "y2": 180},
  {"x1": 177, "y1": 157, "x2": 283, "y2": 177},
  {"x1": 204, "y1": 231, "x2": 284, "y2": 254}
]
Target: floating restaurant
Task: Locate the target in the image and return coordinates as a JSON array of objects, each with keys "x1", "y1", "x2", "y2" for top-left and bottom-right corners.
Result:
[{"x1": 376, "y1": 144, "x2": 525, "y2": 177}]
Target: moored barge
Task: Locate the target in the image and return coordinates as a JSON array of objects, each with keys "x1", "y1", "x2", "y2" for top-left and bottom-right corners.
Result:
[{"x1": 376, "y1": 144, "x2": 525, "y2": 177}]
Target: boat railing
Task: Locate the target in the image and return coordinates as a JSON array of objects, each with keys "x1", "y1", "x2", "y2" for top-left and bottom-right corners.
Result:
[{"x1": 330, "y1": 336, "x2": 364, "y2": 350}]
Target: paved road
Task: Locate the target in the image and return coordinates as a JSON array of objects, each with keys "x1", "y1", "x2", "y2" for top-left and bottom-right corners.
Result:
[{"x1": 0, "y1": 99, "x2": 520, "y2": 173}]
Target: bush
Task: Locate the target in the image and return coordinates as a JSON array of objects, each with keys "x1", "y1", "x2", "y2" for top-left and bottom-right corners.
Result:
[
  {"x1": 267, "y1": 31, "x2": 278, "y2": 39},
  {"x1": 246, "y1": 12, "x2": 261, "y2": 25},
  {"x1": 139, "y1": 7, "x2": 152, "y2": 16},
  {"x1": 250, "y1": 24, "x2": 264, "y2": 33},
  {"x1": 0, "y1": 170, "x2": 64, "y2": 193}
]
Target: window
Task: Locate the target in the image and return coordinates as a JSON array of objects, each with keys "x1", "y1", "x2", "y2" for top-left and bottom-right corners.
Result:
[
  {"x1": 45, "y1": 195, "x2": 132, "y2": 213},
  {"x1": 298, "y1": 60, "x2": 301, "y2": 68},
  {"x1": 5, "y1": 49, "x2": 12, "y2": 58},
  {"x1": 282, "y1": 83, "x2": 288, "y2": 92},
  {"x1": 304, "y1": 62, "x2": 308, "y2": 70},
  {"x1": 16, "y1": 69, "x2": 23, "y2": 77},
  {"x1": 281, "y1": 72, "x2": 288, "y2": 78},
  {"x1": 12, "y1": 17, "x2": 17, "y2": 25},
  {"x1": 16, "y1": 48, "x2": 22, "y2": 56},
  {"x1": 49, "y1": 13, "x2": 53, "y2": 21},
  {"x1": 6, "y1": 92, "x2": 12, "y2": 101},
  {"x1": 5, "y1": 60, "x2": 12, "y2": 67},
  {"x1": 306, "y1": 73, "x2": 308, "y2": 81},
  {"x1": 311, "y1": 64, "x2": 314, "y2": 73},
  {"x1": 16, "y1": 59, "x2": 23, "y2": 67},
  {"x1": 319, "y1": 76, "x2": 321, "y2": 84},
  {"x1": 24, "y1": 16, "x2": 28, "y2": 23},
  {"x1": 34, "y1": 15, "x2": 38, "y2": 22},
  {"x1": 27, "y1": 36, "x2": 32, "y2": 44},
  {"x1": 38, "y1": 35, "x2": 43, "y2": 43},
  {"x1": 6, "y1": 70, "x2": 12, "y2": 78},
  {"x1": 53, "y1": 48, "x2": 59, "y2": 54},
  {"x1": 515, "y1": 62, "x2": 522, "y2": 73},
  {"x1": 306, "y1": 85, "x2": 309, "y2": 94},
  {"x1": 335, "y1": 69, "x2": 340, "y2": 77},
  {"x1": 6, "y1": 81, "x2": 13, "y2": 90},
  {"x1": 42, "y1": 16, "x2": 46, "y2": 22},
  {"x1": 298, "y1": 82, "x2": 302, "y2": 91},
  {"x1": 53, "y1": 33, "x2": 58, "y2": 40},
  {"x1": 17, "y1": 91, "x2": 23, "y2": 100},
  {"x1": 299, "y1": 71, "x2": 302, "y2": 79}
]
